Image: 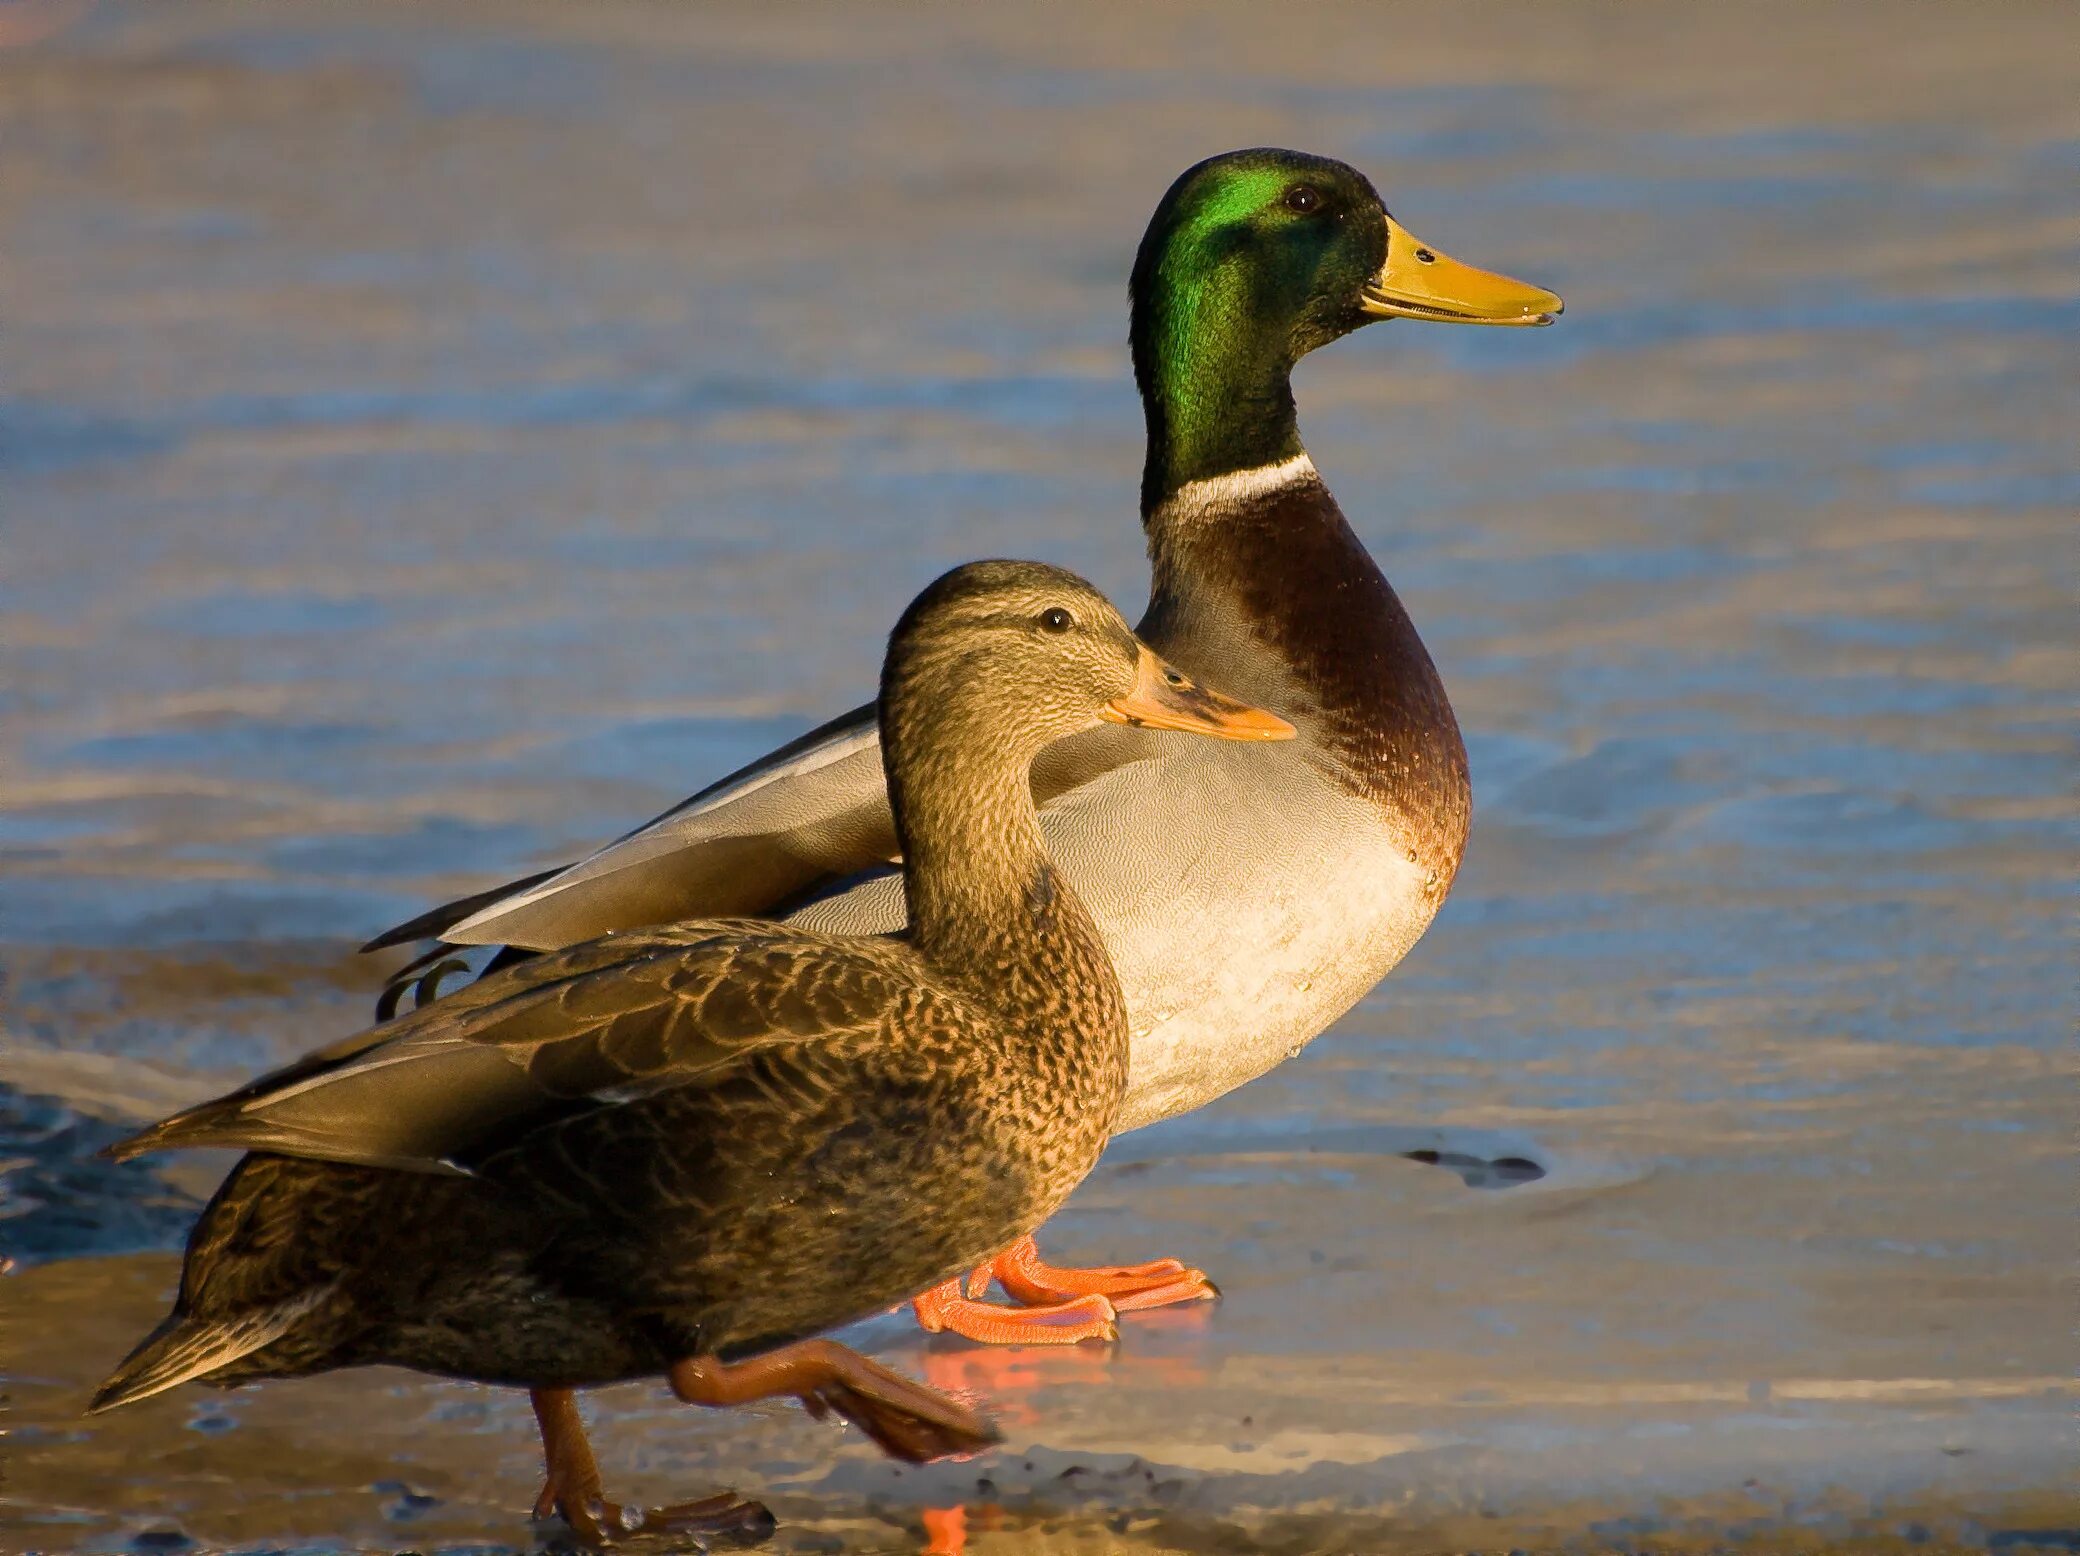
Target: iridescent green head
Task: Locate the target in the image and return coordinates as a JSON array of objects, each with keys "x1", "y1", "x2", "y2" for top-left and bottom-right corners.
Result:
[{"x1": 1130, "y1": 148, "x2": 1561, "y2": 512}]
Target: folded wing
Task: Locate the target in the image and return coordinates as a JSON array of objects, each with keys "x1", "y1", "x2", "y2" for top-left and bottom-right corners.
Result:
[
  {"x1": 364, "y1": 708, "x2": 1158, "y2": 957},
  {"x1": 112, "y1": 924, "x2": 906, "y2": 1175},
  {"x1": 365, "y1": 704, "x2": 893, "y2": 954}
]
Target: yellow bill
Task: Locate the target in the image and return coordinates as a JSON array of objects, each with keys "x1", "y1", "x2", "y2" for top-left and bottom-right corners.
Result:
[
  {"x1": 1101, "y1": 647, "x2": 1296, "y2": 741},
  {"x1": 1360, "y1": 216, "x2": 1562, "y2": 327}
]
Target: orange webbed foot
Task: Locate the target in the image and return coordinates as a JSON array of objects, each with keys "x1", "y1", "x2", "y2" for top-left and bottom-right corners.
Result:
[
  {"x1": 913, "y1": 1275, "x2": 1119, "y2": 1346},
  {"x1": 989, "y1": 1234, "x2": 1220, "y2": 1312},
  {"x1": 532, "y1": 1488, "x2": 774, "y2": 1547},
  {"x1": 670, "y1": 1339, "x2": 999, "y2": 1464},
  {"x1": 529, "y1": 1388, "x2": 772, "y2": 1546}
]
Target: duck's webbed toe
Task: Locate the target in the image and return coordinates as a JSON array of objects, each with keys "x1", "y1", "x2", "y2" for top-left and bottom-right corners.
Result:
[
  {"x1": 992, "y1": 1234, "x2": 1220, "y2": 1311},
  {"x1": 913, "y1": 1274, "x2": 1120, "y2": 1346},
  {"x1": 530, "y1": 1387, "x2": 772, "y2": 1547},
  {"x1": 670, "y1": 1339, "x2": 1000, "y2": 1464},
  {"x1": 915, "y1": 1233, "x2": 1218, "y2": 1341}
]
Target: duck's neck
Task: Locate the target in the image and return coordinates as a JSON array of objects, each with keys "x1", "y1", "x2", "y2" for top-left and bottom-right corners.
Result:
[
  {"x1": 892, "y1": 754, "x2": 1050, "y2": 956},
  {"x1": 1135, "y1": 286, "x2": 1303, "y2": 516},
  {"x1": 881, "y1": 717, "x2": 1112, "y2": 1016}
]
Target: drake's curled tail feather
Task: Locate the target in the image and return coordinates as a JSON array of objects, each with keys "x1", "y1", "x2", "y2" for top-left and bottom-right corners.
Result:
[{"x1": 89, "y1": 1287, "x2": 336, "y2": 1414}]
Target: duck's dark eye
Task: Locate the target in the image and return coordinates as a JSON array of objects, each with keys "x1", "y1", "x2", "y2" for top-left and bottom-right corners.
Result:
[
  {"x1": 1039, "y1": 607, "x2": 1073, "y2": 633},
  {"x1": 1283, "y1": 184, "x2": 1323, "y2": 215}
]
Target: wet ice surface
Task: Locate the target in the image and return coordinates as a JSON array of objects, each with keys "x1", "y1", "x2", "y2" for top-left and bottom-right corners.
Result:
[{"x1": 2, "y1": 1, "x2": 2075, "y2": 1551}]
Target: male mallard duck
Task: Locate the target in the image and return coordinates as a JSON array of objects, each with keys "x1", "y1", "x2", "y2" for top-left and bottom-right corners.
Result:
[
  {"x1": 366, "y1": 148, "x2": 1561, "y2": 1343},
  {"x1": 91, "y1": 561, "x2": 1293, "y2": 1544}
]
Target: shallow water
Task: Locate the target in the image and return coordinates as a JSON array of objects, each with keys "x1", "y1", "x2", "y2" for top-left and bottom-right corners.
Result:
[{"x1": 2, "y1": 2, "x2": 2076, "y2": 1552}]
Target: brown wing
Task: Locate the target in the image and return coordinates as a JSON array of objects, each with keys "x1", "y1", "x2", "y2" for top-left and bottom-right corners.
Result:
[{"x1": 110, "y1": 923, "x2": 918, "y2": 1175}]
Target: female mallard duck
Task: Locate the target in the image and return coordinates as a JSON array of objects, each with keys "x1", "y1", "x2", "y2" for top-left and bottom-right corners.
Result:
[
  {"x1": 91, "y1": 561, "x2": 1293, "y2": 1544},
  {"x1": 365, "y1": 148, "x2": 1561, "y2": 1343}
]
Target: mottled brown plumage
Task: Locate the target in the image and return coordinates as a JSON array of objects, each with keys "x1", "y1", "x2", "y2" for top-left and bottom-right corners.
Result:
[{"x1": 92, "y1": 560, "x2": 1291, "y2": 1541}]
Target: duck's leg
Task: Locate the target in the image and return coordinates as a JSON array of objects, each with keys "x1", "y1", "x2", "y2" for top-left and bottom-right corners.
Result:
[
  {"x1": 669, "y1": 1339, "x2": 1000, "y2": 1463},
  {"x1": 989, "y1": 1233, "x2": 1221, "y2": 1313},
  {"x1": 912, "y1": 1270, "x2": 1120, "y2": 1345},
  {"x1": 528, "y1": 1386, "x2": 773, "y2": 1546}
]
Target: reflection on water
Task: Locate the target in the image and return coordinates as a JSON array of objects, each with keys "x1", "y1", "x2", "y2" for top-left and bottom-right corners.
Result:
[
  {"x1": 1400, "y1": 1147, "x2": 1545, "y2": 1190},
  {"x1": 3, "y1": 1, "x2": 2076, "y2": 1551}
]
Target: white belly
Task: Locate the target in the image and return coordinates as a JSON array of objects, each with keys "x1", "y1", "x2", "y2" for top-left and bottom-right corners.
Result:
[
  {"x1": 1040, "y1": 739, "x2": 1442, "y2": 1132},
  {"x1": 792, "y1": 735, "x2": 1447, "y2": 1134},
  {"x1": 1104, "y1": 831, "x2": 1433, "y2": 1132}
]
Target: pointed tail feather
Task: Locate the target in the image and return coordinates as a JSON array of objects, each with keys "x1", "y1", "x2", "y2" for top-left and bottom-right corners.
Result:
[
  {"x1": 360, "y1": 867, "x2": 565, "y2": 953},
  {"x1": 103, "y1": 1106, "x2": 233, "y2": 1163},
  {"x1": 89, "y1": 1287, "x2": 333, "y2": 1413}
]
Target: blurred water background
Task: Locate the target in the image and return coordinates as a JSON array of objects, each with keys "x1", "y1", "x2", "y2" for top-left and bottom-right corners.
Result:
[{"x1": 3, "y1": 2, "x2": 2075, "y2": 1552}]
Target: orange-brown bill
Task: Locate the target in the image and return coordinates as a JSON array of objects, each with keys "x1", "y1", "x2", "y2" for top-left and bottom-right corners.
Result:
[
  {"x1": 1359, "y1": 215, "x2": 1562, "y2": 327},
  {"x1": 1100, "y1": 647, "x2": 1295, "y2": 741}
]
